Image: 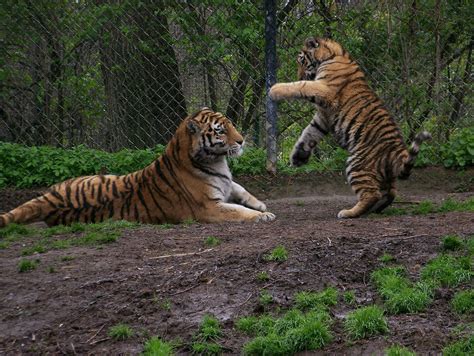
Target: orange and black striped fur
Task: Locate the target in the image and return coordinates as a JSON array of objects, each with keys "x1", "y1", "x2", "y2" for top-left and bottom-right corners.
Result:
[
  {"x1": 270, "y1": 37, "x2": 431, "y2": 218},
  {"x1": 0, "y1": 108, "x2": 275, "y2": 227}
]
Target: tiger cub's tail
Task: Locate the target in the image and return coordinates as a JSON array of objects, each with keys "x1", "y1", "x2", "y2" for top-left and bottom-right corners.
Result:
[{"x1": 398, "y1": 130, "x2": 432, "y2": 180}]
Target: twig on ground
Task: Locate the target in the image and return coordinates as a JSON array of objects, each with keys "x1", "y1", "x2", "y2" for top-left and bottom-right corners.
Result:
[
  {"x1": 149, "y1": 248, "x2": 213, "y2": 260},
  {"x1": 86, "y1": 324, "x2": 105, "y2": 344},
  {"x1": 170, "y1": 284, "x2": 200, "y2": 296},
  {"x1": 326, "y1": 236, "x2": 332, "y2": 246},
  {"x1": 90, "y1": 337, "x2": 110, "y2": 345}
]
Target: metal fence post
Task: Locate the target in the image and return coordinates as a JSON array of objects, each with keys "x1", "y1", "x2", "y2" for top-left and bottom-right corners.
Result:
[{"x1": 264, "y1": 0, "x2": 278, "y2": 174}]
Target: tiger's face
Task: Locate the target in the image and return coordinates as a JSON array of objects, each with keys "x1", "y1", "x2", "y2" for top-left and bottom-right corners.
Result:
[
  {"x1": 297, "y1": 37, "x2": 345, "y2": 80},
  {"x1": 186, "y1": 108, "x2": 244, "y2": 161}
]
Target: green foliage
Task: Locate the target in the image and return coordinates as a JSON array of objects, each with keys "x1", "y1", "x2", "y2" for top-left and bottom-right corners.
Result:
[
  {"x1": 344, "y1": 305, "x2": 389, "y2": 340},
  {"x1": 0, "y1": 142, "x2": 164, "y2": 188},
  {"x1": 384, "y1": 345, "x2": 416, "y2": 356},
  {"x1": 191, "y1": 342, "x2": 221, "y2": 355},
  {"x1": 378, "y1": 197, "x2": 474, "y2": 217},
  {"x1": 259, "y1": 290, "x2": 273, "y2": 307},
  {"x1": 108, "y1": 323, "x2": 134, "y2": 341},
  {"x1": 294, "y1": 288, "x2": 338, "y2": 311},
  {"x1": 442, "y1": 335, "x2": 474, "y2": 356},
  {"x1": 142, "y1": 336, "x2": 174, "y2": 356},
  {"x1": 197, "y1": 315, "x2": 222, "y2": 341},
  {"x1": 239, "y1": 309, "x2": 332, "y2": 355},
  {"x1": 442, "y1": 236, "x2": 464, "y2": 252},
  {"x1": 204, "y1": 236, "x2": 221, "y2": 247},
  {"x1": 371, "y1": 267, "x2": 432, "y2": 314},
  {"x1": 441, "y1": 128, "x2": 474, "y2": 168},
  {"x1": 451, "y1": 290, "x2": 474, "y2": 315},
  {"x1": 412, "y1": 200, "x2": 435, "y2": 215},
  {"x1": 263, "y1": 245, "x2": 288, "y2": 262},
  {"x1": 0, "y1": 223, "x2": 35, "y2": 240},
  {"x1": 18, "y1": 259, "x2": 38, "y2": 272},
  {"x1": 379, "y1": 253, "x2": 396, "y2": 263},
  {"x1": 421, "y1": 255, "x2": 472, "y2": 288}
]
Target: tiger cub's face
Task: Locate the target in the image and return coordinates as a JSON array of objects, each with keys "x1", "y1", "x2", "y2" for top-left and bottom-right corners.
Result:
[
  {"x1": 187, "y1": 108, "x2": 244, "y2": 161},
  {"x1": 297, "y1": 37, "x2": 345, "y2": 80}
]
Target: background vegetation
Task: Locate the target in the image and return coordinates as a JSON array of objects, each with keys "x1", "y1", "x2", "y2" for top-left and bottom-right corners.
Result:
[{"x1": 0, "y1": 0, "x2": 473, "y2": 187}]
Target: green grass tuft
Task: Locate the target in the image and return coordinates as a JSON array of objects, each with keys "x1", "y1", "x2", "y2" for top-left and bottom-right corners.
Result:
[
  {"x1": 451, "y1": 290, "x2": 474, "y2": 315},
  {"x1": 21, "y1": 244, "x2": 46, "y2": 256},
  {"x1": 379, "y1": 253, "x2": 396, "y2": 263},
  {"x1": 108, "y1": 323, "x2": 134, "y2": 341},
  {"x1": 0, "y1": 223, "x2": 36, "y2": 241},
  {"x1": 204, "y1": 236, "x2": 221, "y2": 247},
  {"x1": 264, "y1": 245, "x2": 288, "y2": 262},
  {"x1": 18, "y1": 259, "x2": 38, "y2": 272},
  {"x1": 236, "y1": 315, "x2": 275, "y2": 337},
  {"x1": 256, "y1": 271, "x2": 270, "y2": 282},
  {"x1": 198, "y1": 315, "x2": 222, "y2": 341},
  {"x1": 442, "y1": 335, "x2": 474, "y2": 356},
  {"x1": 294, "y1": 287, "x2": 338, "y2": 311},
  {"x1": 142, "y1": 336, "x2": 174, "y2": 356},
  {"x1": 384, "y1": 344, "x2": 416, "y2": 356},
  {"x1": 191, "y1": 341, "x2": 221, "y2": 355},
  {"x1": 413, "y1": 200, "x2": 435, "y2": 215},
  {"x1": 343, "y1": 291, "x2": 357, "y2": 305},
  {"x1": 421, "y1": 255, "x2": 472, "y2": 287},
  {"x1": 372, "y1": 267, "x2": 432, "y2": 314},
  {"x1": 259, "y1": 290, "x2": 273, "y2": 306},
  {"x1": 344, "y1": 305, "x2": 389, "y2": 340},
  {"x1": 442, "y1": 235, "x2": 464, "y2": 251}
]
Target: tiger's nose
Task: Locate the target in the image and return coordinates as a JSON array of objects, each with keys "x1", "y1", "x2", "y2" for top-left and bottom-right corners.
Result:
[{"x1": 236, "y1": 139, "x2": 243, "y2": 145}]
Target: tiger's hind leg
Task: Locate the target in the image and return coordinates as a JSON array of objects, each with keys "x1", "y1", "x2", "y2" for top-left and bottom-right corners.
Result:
[
  {"x1": 290, "y1": 111, "x2": 329, "y2": 167},
  {"x1": 371, "y1": 183, "x2": 397, "y2": 214},
  {"x1": 338, "y1": 172, "x2": 382, "y2": 218}
]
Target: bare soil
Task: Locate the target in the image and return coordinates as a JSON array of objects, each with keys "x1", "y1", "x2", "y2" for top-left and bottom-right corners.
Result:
[{"x1": 0, "y1": 167, "x2": 473, "y2": 355}]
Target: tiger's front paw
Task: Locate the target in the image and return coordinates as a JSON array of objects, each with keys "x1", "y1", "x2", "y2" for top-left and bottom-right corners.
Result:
[
  {"x1": 290, "y1": 142, "x2": 311, "y2": 167},
  {"x1": 255, "y1": 212, "x2": 276, "y2": 222},
  {"x1": 337, "y1": 209, "x2": 360, "y2": 219},
  {"x1": 252, "y1": 200, "x2": 267, "y2": 212},
  {"x1": 269, "y1": 83, "x2": 289, "y2": 101}
]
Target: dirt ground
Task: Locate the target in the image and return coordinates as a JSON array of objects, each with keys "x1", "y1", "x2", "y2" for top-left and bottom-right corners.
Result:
[{"x1": 0, "y1": 167, "x2": 473, "y2": 355}]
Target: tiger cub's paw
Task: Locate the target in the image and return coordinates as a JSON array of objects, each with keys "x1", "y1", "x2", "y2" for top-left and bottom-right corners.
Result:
[
  {"x1": 269, "y1": 83, "x2": 288, "y2": 101},
  {"x1": 290, "y1": 142, "x2": 311, "y2": 167},
  {"x1": 255, "y1": 212, "x2": 276, "y2": 222},
  {"x1": 337, "y1": 209, "x2": 359, "y2": 219}
]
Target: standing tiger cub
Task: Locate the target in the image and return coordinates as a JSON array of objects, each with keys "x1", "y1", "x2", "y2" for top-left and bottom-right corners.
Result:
[
  {"x1": 0, "y1": 108, "x2": 275, "y2": 227},
  {"x1": 270, "y1": 37, "x2": 431, "y2": 218}
]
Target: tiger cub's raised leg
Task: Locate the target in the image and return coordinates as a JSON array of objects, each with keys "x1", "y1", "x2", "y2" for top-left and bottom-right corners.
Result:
[{"x1": 290, "y1": 111, "x2": 330, "y2": 167}]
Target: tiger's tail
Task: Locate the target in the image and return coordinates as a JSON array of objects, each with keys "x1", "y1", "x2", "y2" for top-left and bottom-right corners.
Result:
[{"x1": 398, "y1": 130, "x2": 432, "y2": 180}]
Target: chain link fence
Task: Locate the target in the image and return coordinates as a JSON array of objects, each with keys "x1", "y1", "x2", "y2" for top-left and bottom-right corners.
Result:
[{"x1": 1, "y1": 1, "x2": 473, "y2": 183}]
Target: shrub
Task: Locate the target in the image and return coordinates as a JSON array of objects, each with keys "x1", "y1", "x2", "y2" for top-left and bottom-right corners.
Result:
[{"x1": 440, "y1": 127, "x2": 474, "y2": 168}]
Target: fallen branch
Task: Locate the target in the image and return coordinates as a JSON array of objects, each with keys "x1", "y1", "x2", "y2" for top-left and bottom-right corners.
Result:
[
  {"x1": 149, "y1": 248, "x2": 213, "y2": 260},
  {"x1": 85, "y1": 324, "x2": 105, "y2": 344},
  {"x1": 169, "y1": 284, "x2": 200, "y2": 296}
]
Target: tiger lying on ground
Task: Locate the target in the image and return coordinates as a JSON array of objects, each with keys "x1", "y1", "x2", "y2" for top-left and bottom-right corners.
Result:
[
  {"x1": 0, "y1": 108, "x2": 275, "y2": 227},
  {"x1": 270, "y1": 37, "x2": 431, "y2": 218}
]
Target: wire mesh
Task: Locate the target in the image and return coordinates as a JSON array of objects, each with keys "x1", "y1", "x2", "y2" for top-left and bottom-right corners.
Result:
[{"x1": 1, "y1": 0, "x2": 472, "y2": 184}]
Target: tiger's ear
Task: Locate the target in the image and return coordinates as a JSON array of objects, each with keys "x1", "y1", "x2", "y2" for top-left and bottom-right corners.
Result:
[
  {"x1": 186, "y1": 119, "x2": 200, "y2": 134},
  {"x1": 305, "y1": 37, "x2": 318, "y2": 49}
]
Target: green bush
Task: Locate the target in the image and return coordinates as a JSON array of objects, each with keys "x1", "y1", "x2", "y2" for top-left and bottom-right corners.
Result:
[{"x1": 441, "y1": 127, "x2": 474, "y2": 168}]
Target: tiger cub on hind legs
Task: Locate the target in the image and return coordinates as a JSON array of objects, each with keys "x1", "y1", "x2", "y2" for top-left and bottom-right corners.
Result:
[{"x1": 270, "y1": 37, "x2": 431, "y2": 218}]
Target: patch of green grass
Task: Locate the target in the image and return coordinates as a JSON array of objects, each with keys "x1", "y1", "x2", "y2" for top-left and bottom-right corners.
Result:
[
  {"x1": 442, "y1": 235, "x2": 464, "y2": 252},
  {"x1": 240, "y1": 309, "x2": 332, "y2": 355},
  {"x1": 259, "y1": 290, "x2": 273, "y2": 306},
  {"x1": 379, "y1": 253, "x2": 396, "y2": 263},
  {"x1": 451, "y1": 290, "x2": 474, "y2": 315},
  {"x1": 343, "y1": 291, "x2": 356, "y2": 305},
  {"x1": 421, "y1": 255, "x2": 472, "y2": 288},
  {"x1": 371, "y1": 267, "x2": 432, "y2": 314},
  {"x1": 182, "y1": 218, "x2": 196, "y2": 226},
  {"x1": 256, "y1": 271, "x2": 270, "y2": 282},
  {"x1": 61, "y1": 255, "x2": 75, "y2": 261},
  {"x1": 294, "y1": 287, "x2": 338, "y2": 311},
  {"x1": 442, "y1": 335, "x2": 474, "y2": 356},
  {"x1": 18, "y1": 259, "x2": 38, "y2": 272},
  {"x1": 344, "y1": 305, "x2": 389, "y2": 340},
  {"x1": 0, "y1": 223, "x2": 36, "y2": 241},
  {"x1": 204, "y1": 236, "x2": 221, "y2": 247},
  {"x1": 378, "y1": 197, "x2": 474, "y2": 217},
  {"x1": 47, "y1": 266, "x2": 56, "y2": 273},
  {"x1": 192, "y1": 315, "x2": 222, "y2": 355},
  {"x1": 159, "y1": 298, "x2": 172, "y2": 311},
  {"x1": 0, "y1": 241, "x2": 9, "y2": 249},
  {"x1": 159, "y1": 223, "x2": 174, "y2": 229},
  {"x1": 466, "y1": 236, "x2": 474, "y2": 255},
  {"x1": 142, "y1": 336, "x2": 174, "y2": 356},
  {"x1": 108, "y1": 323, "x2": 134, "y2": 341},
  {"x1": 191, "y1": 341, "x2": 221, "y2": 355},
  {"x1": 384, "y1": 345, "x2": 416, "y2": 356},
  {"x1": 264, "y1": 245, "x2": 288, "y2": 262},
  {"x1": 21, "y1": 244, "x2": 46, "y2": 256}
]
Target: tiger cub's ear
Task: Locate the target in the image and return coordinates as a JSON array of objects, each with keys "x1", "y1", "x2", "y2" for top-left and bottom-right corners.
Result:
[
  {"x1": 305, "y1": 37, "x2": 318, "y2": 49},
  {"x1": 187, "y1": 119, "x2": 200, "y2": 134}
]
